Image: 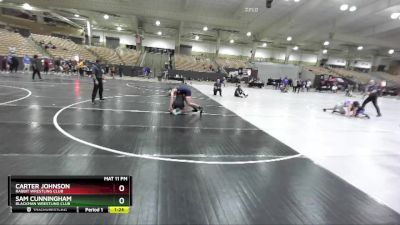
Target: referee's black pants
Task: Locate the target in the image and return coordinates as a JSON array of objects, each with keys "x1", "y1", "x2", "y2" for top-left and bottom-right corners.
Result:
[{"x1": 92, "y1": 78, "x2": 103, "y2": 102}]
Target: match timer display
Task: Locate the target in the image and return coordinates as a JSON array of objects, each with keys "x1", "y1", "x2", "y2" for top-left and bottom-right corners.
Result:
[{"x1": 8, "y1": 176, "x2": 132, "y2": 214}]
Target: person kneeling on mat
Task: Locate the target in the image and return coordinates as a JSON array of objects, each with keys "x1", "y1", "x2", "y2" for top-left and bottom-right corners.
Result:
[
  {"x1": 214, "y1": 79, "x2": 222, "y2": 96},
  {"x1": 323, "y1": 100, "x2": 369, "y2": 119},
  {"x1": 234, "y1": 85, "x2": 248, "y2": 98},
  {"x1": 169, "y1": 84, "x2": 203, "y2": 115}
]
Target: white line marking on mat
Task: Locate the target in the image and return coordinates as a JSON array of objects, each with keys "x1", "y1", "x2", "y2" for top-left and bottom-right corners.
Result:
[
  {"x1": 71, "y1": 107, "x2": 237, "y2": 117},
  {"x1": 0, "y1": 153, "x2": 299, "y2": 158},
  {"x1": 53, "y1": 95, "x2": 302, "y2": 165},
  {"x1": 0, "y1": 85, "x2": 32, "y2": 105}
]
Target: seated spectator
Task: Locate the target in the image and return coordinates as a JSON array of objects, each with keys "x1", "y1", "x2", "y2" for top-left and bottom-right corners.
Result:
[{"x1": 234, "y1": 85, "x2": 248, "y2": 98}]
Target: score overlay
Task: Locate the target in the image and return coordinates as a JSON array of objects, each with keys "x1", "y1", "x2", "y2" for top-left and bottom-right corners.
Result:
[{"x1": 8, "y1": 176, "x2": 132, "y2": 214}]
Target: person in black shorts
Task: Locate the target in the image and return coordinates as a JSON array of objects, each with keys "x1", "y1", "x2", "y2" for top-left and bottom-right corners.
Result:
[
  {"x1": 170, "y1": 93, "x2": 185, "y2": 115},
  {"x1": 169, "y1": 84, "x2": 203, "y2": 114}
]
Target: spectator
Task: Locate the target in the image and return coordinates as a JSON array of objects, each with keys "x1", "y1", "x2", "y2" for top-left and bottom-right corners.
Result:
[
  {"x1": 32, "y1": 55, "x2": 42, "y2": 80},
  {"x1": 119, "y1": 63, "x2": 123, "y2": 77},
  {"x1": 234, "y1": 85, "x2": 248, "y2": 98},
  {"x1": 1, "y1": 57, "x2": 7, "y2": 72},
  {"x1": 43, "y1": 58, "x2": 50, "y2": 74},
  {"x1": 110, "y1": 66, "x2": 116, "y2": 79},
  {"x1": 292, "y1": 80, "x2": 298, "y2": 93},
  {"x1": 332, "y1": 83, "x2": 338, "y2": 93},
  {"x1": 105, "y1": 64, "x2": 110, "y2": 75},
  {"x1": 78, "y1": 60, "x2": 85, "y2": 77},
  {"x1": 213, "y1": 79, "x2": 222, "y2": 96},
  {"x1": 11, "y1": 55, "x2": 19, "y2": 73},
  {"x1": 6, "y1": 55, "x2": 12, "y2": 73},
  {"x1": 306, "y1": 80, "x2": 312, "y2": 92},
  {"x1": 54, "y1": 58, "x2": 61, "y2": 73},
  {"x1": 23, "y1": 55, "x2": 31, "y2": 73}
]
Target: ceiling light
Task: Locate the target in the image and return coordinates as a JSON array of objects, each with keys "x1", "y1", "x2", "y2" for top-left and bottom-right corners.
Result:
[
  {"x1": 357, "y1": 46, "x2": 363, "y2": 51},
  {"x1": 194, "y1": 35, "x2": 199, "y2": 40},
  {"x1": 155, "y1": 20, "x2": 160, "y2": 26},
  {"x1": 349, "y1": 6, "x2": 357, "y2": 12},
  {"x1": 323, "y1": 41, "x2": 330, "y2": 46},
  {"x1": 322, "y1": 49, "x2": 328, "y2": 54},
  {"x1": 340, "y1": 4, "x2": 349, "y2": 11},
  {"x1": 262, "y1": 43, "x2": 267, "y2": 47},
  {"x1": 293, "y1": 46, "x2": 299, "y2": 51},
  {"x1": 287, "y1": 36, "x2": 292, "y2": 41},
  {"x1": 117, "y1": 26, "x2": 122, "y2": 31},
  {"x1": 246, "y1": 32, "x2": 252, "y2": 37},
  {"x1": 230, "y1": 39, "x2": 235, "y2": 44},
  {"x1": 103, "y1": 14, "x2": 109, "y2": 20},
  {"x1": 388, "y1": 49, "x2": 395, "y2": 54},
  {"x1": 390, "y1": 13, "x2": 400, "y2": 19},
  {"x1": 203, "y1": 26, "x2": 208, "y2": 31},
  {"x1": 294, "y1": 0, "x2": 300, "y2": 2},
  {"x1": 157, "y1": 31, "x2": 162, "y2": 36},
  {"x1": 22, "y1": 3, "x2": 33, "y2": 10},
  {"x1": 74, "y1": 14, "x2": 80, "y2": 18}
]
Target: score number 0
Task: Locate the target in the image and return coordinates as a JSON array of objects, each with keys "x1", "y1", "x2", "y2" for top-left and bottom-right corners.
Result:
[{"x1": 118, "y1": 185, "x2": 126, "y2": 205}]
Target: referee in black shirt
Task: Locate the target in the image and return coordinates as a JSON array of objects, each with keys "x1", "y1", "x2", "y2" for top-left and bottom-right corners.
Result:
[
  {"x1": 362, "y1": 80, "x2": 382, "y2": 117},
  {"x1": 91, "y1": 60, "x2": 105, "y2": 104}
]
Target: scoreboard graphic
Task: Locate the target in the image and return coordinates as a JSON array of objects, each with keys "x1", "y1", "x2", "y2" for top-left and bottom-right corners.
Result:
[{"x1": 8, "y1": 176, "x2": 132, "y2": 214}]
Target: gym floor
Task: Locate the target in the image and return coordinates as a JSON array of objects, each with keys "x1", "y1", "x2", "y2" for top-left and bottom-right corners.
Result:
[{"x1": 0, "y1": 73, "x2": 399, "y2": 225}]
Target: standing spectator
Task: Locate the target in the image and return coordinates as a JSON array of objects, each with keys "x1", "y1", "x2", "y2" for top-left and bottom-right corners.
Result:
[
  {"x1": 301, "y1": 80, "x2": 306, "y2": 92},
  {"x1": 6, "y1": 55, "x2": 12, "y2": 73},
  {"x1": 32, "y1": 55, "x2": 42, "y2": 80},
  {"x1": 110, "y1": 66, "x2": 116, "y2": 79},
  {"x1": 105, "y1": 64, "x2": 110, "y2": 75},
  {"x1": 1, "y1": 56, "x2": 7, "y2": 72},
  {"x1": 221, "y1": 76, "x2": 226, "y2": 87},
  {"x1": 282, "y1": 77, "x2": 289, "y2": 92},
  {"x1": 91, "y1": 60, "x2": 105, "y2": 104},
  {"x1": 43, "y1": 58, "x2": 50, "y2": 75},
  {"x1": 119, "y1": 63, "x2": 123, "y2": 77},
  {"x1": 11, "y1": 56, "x2": 19, "y2": 73},
  {"x1": 23, "y1": 55, "x2": 30, "y2": 73},
  {"x1": 292, "y1": 80, "x2": 298, "y2": 93},
  {"x1": 54, "y1": 58, "x2": 61, "y2": 73},
  {"x1": 78, "y1": 60, "x2": 85, "y2": 77},
  {"x1": 306, "y1": 80, "x2": 312, "y2": 92}
]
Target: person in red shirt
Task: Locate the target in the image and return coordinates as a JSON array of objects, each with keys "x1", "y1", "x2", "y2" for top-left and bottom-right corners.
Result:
[{"x1": 44, "y1": 58, "x2": 50, "y2": 75}]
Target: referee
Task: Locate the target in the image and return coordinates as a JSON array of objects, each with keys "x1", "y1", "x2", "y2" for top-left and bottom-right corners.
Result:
[
  {"x1": 361, "y1": 80, "x2": 382, "y2": 117},
  {"x1": 91, "y1": 60, "x2": 105, "y2": 104}
]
